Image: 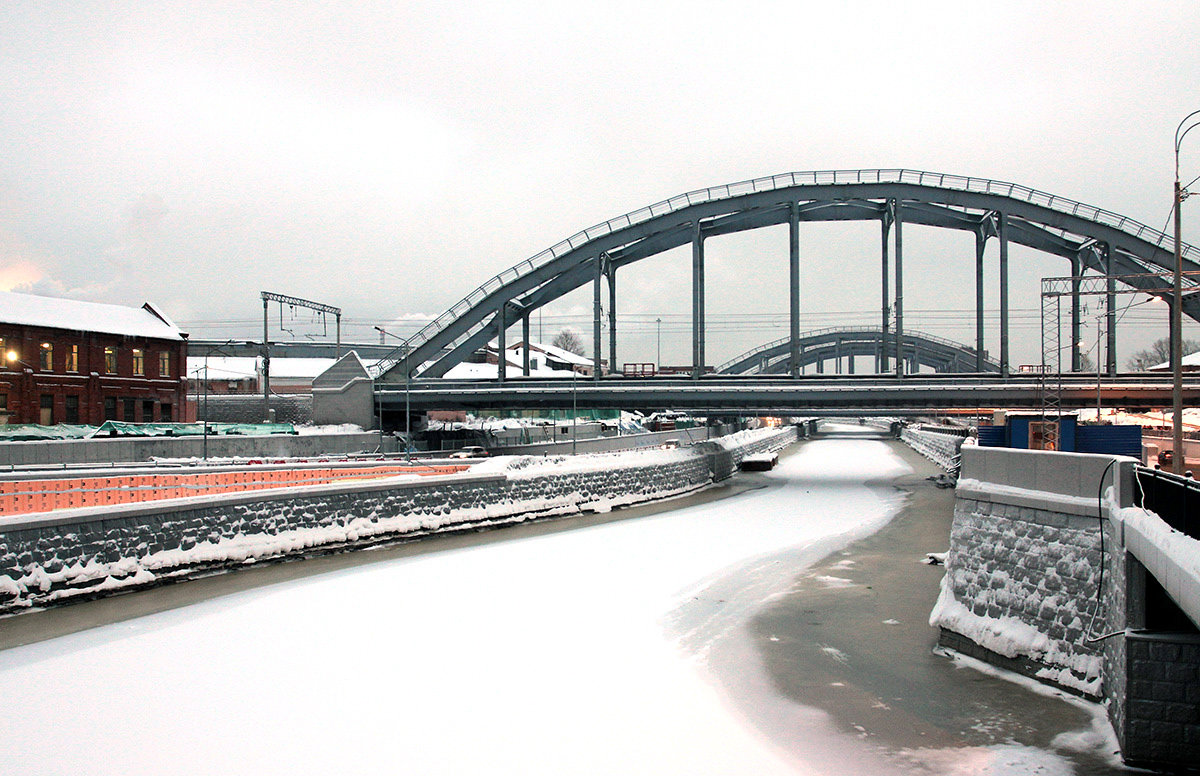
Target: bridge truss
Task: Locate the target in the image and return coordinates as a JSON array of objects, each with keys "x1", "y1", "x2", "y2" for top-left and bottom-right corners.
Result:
[
  {"x1": 717, "y1": 326, "x2": 1002, "y2": 376},
  {"x1": 369, "y1": 170, "x2": 1200, "y2": 390}
]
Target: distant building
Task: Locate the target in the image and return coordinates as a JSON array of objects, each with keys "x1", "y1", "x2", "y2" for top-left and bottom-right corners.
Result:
[
  {"x1": 506, "y1": 341, "x2": 598, "y2": 376},
  {"x1": 186, "y1": 356, "x2": 382, "y2": 395},
  {"x1": 0, "y1": 290, "x2": 188, "y2": 425}
]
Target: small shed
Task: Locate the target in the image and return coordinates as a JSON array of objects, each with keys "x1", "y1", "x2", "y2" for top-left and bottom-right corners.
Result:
[{"x1": 978, "y1": 410, "x2": 1077, "y2": 452}]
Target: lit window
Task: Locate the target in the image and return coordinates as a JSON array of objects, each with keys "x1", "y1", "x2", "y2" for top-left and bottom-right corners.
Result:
[
  {"x1": 105, "y1": 347, "x2": 117, "y2": 373},
  {"x1": 132, "y1": 348, "x2": 144, "y2": 376},
  {"x1": 40, "y1": 342, "x2": 53, "y2": 371},
  {"x1": 66, "y1": 344, "x2": 78, "y2": 372},
  {"x1": 159, "y1": 351, "x2": 171, "y2": 377}
]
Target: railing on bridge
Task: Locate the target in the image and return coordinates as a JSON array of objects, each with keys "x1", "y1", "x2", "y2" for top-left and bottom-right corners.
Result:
[
  {"x1": 1134, "y1": 466, "x2": 1200, "y2": 541},
  {"x1": 373, "y1": 169, "x2": 1200, "y2": 378}
]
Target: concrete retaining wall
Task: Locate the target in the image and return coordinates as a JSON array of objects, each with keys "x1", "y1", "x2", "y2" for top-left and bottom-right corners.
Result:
[
  {"x1": 0, "y1": 427, "x2": 797, "y2": 614},
  {"x1": 900, "y1": 426, "x2": 965, "y2": 470},
  {"x1": 938, "y1": 447, "x2": 1134, "y2": 696},
  {"x1": 0, "y1": 431, "x2": 390, "y2": 469},
  {"x1": 938, "y1": 445, "x2": 1200, "y2": 769}
]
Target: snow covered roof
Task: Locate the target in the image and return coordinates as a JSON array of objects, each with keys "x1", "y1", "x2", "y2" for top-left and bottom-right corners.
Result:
[
  {"x1": 1148, "y1": 350, "x2": 1200, "y2": 371},
  {"x1": 187, "y1": 356, "x2": 257, "y2": 381},
  {"x1": 188, "y1": 356, "x2": 381, "y2": 381},
  {"x1": 442, "y1": 360, "x2": 573, "y2": 379},
  {"x1": 508, "y1": 342, "x2": 593, "y2": 367},
  {"x1": 0, "y1": 289, "x2": 186, "y2": 341}
]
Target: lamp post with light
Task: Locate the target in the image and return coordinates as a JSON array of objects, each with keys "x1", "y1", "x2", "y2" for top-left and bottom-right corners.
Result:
[
  {"x1": 4, "y1": 349, "x2": 35, "y2": 424},
  {"x1": 1172, "y1": 110, "x2": 1200, "y2": 475}
]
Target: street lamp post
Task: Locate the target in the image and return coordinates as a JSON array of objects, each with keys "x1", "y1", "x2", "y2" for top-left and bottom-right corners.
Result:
[{"x1": 1173, "y1": 110, "x2": 1200, "y2": 475}]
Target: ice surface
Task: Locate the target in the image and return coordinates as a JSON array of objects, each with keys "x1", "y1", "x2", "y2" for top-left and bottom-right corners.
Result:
[{"x1": 0, "y1": 433, "x2": 1102, "y2": 775}]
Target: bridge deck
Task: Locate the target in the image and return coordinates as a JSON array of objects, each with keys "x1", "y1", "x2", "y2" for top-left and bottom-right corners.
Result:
[{"x1": 374, "y1": 374, "x2": 1200, "y2": 414}]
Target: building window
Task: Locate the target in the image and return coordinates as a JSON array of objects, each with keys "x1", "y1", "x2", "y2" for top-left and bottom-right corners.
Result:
[
  {"x1": 105, "y1": 347, "x2": 117, "y2": 374},
  {"x1": 159, "y1": 351, "x2": 171, "y2": 377},
  {"x1": 142, "y1": 399, "x2": 155, "y2": 422},
  {"x1": 0, "y1": 394, "x2": 8, "y2": 424},
  {"x1": 132, "y1": 348, "x2": 144, "y2": 376},
  {"x1": 160, "y1": 402, "x2": 172, "y2": 421},
  {"x1": 40, "y1": 342, "x2": 53, "y2": 371},
  {"x1": 122, "y1": 397, "x2": 136, "y2": 422},
  {"x1": 66, "y1": 344, "x2": 78, "y2": 372},
  {"x1": 65, "y1": 395, "x2": 79, "y2": 424},
  {"x1": 40, "y1": 394, "x2": 53, "y2": 425},
  {"x1": 104, "y1": 397, "x2": 117, "y2": 420}
]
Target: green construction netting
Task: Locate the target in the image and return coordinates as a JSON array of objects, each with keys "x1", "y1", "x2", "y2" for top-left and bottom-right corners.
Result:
[
  {"x1": 0, "y1": 422, "x2": 296, "y2": 441},
  {"x1": 89, "y1": 421, "x2": 296, "y2": 437}
]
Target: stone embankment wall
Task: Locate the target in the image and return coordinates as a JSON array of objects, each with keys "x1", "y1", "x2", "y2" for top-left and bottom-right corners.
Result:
[
  {"x1": 0, "y1": 426, "x2": 797, "y2": 614},
  {"x1": 936, "y1": 445, "x2": 1200, "y2": 770},
  {"x1": 935, "y1": 447, "x2": 1130, "y2": 696},
  {"x1": 899, "y1": 426, "x2": 966, "y2": 470}
]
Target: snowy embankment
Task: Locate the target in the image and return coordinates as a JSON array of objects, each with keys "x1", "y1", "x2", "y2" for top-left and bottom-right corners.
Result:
[
  {"x1": 0, "y1": 427, "x2": 797, "y2": 613},
  {"x1": 899, "y1": 426, "x2": 966, "y2": 470},
  {"x1": 0, "y1": 430, "x2": 915, "y2": 776},
  {"x1": 931, "y1": 447, "x2": 1118, "y2": 697}
]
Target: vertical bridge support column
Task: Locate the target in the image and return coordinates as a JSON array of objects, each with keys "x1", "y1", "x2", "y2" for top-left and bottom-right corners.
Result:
[
  {"x1": 880, "y1": 210, "x2": 891, "y2": 374},
  {"x1": 692, "y1": 221, "x2": 705, "y2": 380},
  {"x1": 496, "y1": 304, "x2": 507, "y2": 384},
  {"x1": 975, "y1": 228, "x2": 987, "y2": 372},
  {"x1": 999, "y1": 212, "x2": 1010, "y2": 377},
  {"x1": 1071, "y1": 254, "x2": 1083, "y2": 373},
  {"x1": 607, "y1": 260, "x2": 617, "y2": 380},
  {"x1": 593, "y1": 253, "x2": 603, "y2": 381},
  {"x1": 894, "y1": 199, "x2": 904, "y2": 378},
  {"x1": 790, "y1": 201, "x2": 801, "y2": 378},
  {"x1": 522, "y1": 313, "x2": 531, "y2": 376}
]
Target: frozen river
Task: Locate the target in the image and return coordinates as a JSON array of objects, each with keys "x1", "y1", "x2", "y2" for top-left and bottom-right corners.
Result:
[{"x1": 0, "y1": 429, "x2": 1115, "y2": 774}]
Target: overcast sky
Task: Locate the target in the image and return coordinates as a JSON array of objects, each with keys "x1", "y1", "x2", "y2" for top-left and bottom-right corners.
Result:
[{"x1": 2, "y1": 1, "x2": 1198, "y2": 367}]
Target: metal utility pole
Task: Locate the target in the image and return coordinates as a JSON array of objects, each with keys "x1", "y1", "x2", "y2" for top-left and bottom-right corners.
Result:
[
  {"x1": 260, "y1": 291, "x2": 342, "y2": 422},
  {"x1": 656, "y1": 317, "x2": 661, "y2": 370}
]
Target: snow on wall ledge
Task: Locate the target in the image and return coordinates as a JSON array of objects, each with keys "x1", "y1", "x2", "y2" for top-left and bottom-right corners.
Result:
[
  {"x1": 930, "y1": 446, "x2": 1133, "y2": 698},
  {"x1": 0, "y1": 427, "x2": 798, "y2": 614},
  {"x1": 899, "y1": 426, "x2": 965, "y2": 470}
]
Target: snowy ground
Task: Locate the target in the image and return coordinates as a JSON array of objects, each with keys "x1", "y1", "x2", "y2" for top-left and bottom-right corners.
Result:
[{"x1": 0, "y1": 429, "x2": 1106, "y2": 774}]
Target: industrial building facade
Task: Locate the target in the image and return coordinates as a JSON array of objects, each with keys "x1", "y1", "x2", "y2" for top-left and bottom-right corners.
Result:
[{"x1": 1, "y1": 291, "x2": 188, "y2": 426}]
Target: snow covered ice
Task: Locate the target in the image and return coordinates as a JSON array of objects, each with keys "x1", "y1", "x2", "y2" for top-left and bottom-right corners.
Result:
[{"x1": 0, "y1": 431, "x2": 1110, "y2": 774}]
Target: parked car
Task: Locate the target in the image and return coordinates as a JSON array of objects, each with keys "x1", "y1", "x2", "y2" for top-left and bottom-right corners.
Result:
[{"x1": 449, "y1": 446, "x2": 488, "y2": 459}]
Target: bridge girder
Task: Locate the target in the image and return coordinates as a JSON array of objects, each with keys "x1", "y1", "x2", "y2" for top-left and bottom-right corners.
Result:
[{"x1": 379, "y1": 174, "x2": 1200, "y2": 383}]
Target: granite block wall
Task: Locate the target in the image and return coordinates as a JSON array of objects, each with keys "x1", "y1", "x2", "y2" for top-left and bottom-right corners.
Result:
[
  {"x1": 900, "y1": 426, "x2": 965, "y2": 470},
  {"x1": 1121, "y1": 633, "x2": 1200, "y2": 767},
  {"x1": 938, "y1": 495, "x2": 1106, "y2": 695}
]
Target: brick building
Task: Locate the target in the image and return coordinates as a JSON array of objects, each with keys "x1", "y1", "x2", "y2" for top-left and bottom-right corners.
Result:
[{"x1": 1, "y1": 290, "x2": 188, "y2": 426}]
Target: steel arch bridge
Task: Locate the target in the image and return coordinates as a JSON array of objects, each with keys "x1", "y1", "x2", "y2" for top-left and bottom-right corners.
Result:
[
  {"x1": 717, "y1": 326, "x2": 1002, "y2": 375},
  {"x1": 375, "y1": 169, "x2": 1200, "y2": 386}
]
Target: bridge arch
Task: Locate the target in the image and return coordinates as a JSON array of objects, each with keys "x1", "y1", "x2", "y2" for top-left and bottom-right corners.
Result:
[
  {"x1": 717, "y1": 327, "x2": 1002, "y2": 375},
  {"x1": 376, "y1": 170, "x2": 1199, "y2": 383}
]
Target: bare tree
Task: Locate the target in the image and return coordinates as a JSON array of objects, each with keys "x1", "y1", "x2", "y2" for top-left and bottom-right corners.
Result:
[
  {"x1": 551, "y1": 328, "x2": 585, "y2": 356},
  {"x1": 1126, "y1": 337, "x2": 1200, "y2": 371}
]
